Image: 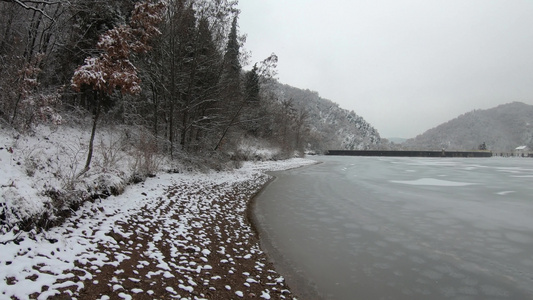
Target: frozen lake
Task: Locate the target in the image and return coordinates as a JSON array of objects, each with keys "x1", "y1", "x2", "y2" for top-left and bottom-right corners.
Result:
[{"x1": 253, "y1": 156, "x2": 533, "y2": 300}]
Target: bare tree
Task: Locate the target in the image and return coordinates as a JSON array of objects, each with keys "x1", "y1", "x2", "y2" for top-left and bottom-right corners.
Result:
[
  {"x1": 0, "y1": 0, "x2": 65, "y2": 128},
  {"x1": 0, "y1": 0, "x2": 61, "y2": 20}
]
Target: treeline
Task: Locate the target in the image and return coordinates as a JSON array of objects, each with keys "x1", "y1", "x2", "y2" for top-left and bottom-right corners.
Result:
[{"x1": 0, "y1": 0, "x2": 309, "y2": 166}]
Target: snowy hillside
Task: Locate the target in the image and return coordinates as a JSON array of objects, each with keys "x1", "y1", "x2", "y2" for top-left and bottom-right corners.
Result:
[
  {"x1": 0, "y1": 117, "x2": 316, "y2": 299},
  {"x1": 403, "y1": 102, "x2": 533, "y2": 152},
  {"x1": 0, "y1": 145, "x2": 314, "y2": 299},
  {"x1": 273, "y1": 83, "x2": 381, "y2": 152},
  {"x1": 0, "y1": 117, "x2": 289, "y2": 232},
  {"x1": 0, "y1": 121, "x2": 168, "y2": 231}
]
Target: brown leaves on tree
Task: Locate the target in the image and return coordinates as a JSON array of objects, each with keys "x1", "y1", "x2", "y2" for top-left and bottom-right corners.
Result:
[
  {"x1": 71, "y1": 0, "x2": 166, "y2": 95},
  {"x1": 18, "y1": 53, "x2": 44, "y2": 99},
  {"x1": 130, "y1": 1, "x2": 166, "y2": 51}
]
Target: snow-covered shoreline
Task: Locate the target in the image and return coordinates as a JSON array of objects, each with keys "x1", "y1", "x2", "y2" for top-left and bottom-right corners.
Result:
[
  {"x1": 0, "y1": 122, "x2": 311, "y2": 233},
  {"x1": 1, "y1": 156, "x2": 316, "y2": 299}
]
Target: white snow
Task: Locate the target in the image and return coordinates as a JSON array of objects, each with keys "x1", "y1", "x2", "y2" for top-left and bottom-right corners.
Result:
[
  {"x1": 0, "y1": 122, "x2": 315, "y2": 299},
  {"x1": 178, "y1": 284, "x2": 194, "y2": 293},
  {"x1": 0, "y1": 124, "x2": 166, "y2": 230},
  {"x1": 260, "y1": 290, "x2": 271, "y2": 299}
]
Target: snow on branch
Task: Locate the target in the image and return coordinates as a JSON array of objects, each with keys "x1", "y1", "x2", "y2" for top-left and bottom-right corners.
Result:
[
  {"x1": 71, "y1": 0, "x2": 166, "y2": 95},
  {"x1": 2, "y1": 0, "x2": 62, "y2": 20}
]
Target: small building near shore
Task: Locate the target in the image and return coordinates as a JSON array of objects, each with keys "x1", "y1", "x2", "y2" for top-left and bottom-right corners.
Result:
[{"x1": 514, "y1": 145, "x2": 529, "y2": 157}]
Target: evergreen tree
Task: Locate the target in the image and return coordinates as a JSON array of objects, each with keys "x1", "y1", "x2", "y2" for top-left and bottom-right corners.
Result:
[
  {"x1": 244, "y1": 64, "x2": 259, "y2": 103},
  {"x1": 240, "y1": 64, "x2": 261, "y2": 136},
  {"x1": 186, "y1": 16, "x2": 222, "y2": 150},
  {"x1": 223, "y1": 16, "x2": 241, "y2": 77},
  {"x1": 220, "y1": 15, "x2": 241, "y2": 105},
  {"x1": 214, "y1": 14, "x2": 243, "y2": 150},
  {"x1": 175, "y1": 4, "x2": 199, "y2": 150}
]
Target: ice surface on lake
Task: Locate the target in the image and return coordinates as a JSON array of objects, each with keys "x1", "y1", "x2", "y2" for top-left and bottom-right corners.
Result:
[
  {"x1": 496, "y1": 191, "x2": 515, "y2": 195},
  {"x1": 254, "y1": 156, "x2": 533, "y2": 300},
  {"x1": 390, "y1": 178, "x2": 474, "y2": 186}
]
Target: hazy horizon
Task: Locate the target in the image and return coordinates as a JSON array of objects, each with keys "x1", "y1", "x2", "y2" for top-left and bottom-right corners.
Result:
[{"x1": 238, "y1": 1, "x2": 533, "y2": 139}]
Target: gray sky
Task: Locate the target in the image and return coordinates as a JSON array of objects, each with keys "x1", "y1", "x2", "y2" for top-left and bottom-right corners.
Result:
[{"x1": 237, "y1": 0, "x2": 533, "y2": 139}]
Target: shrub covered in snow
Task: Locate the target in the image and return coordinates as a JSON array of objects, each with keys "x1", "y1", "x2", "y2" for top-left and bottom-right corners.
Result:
[
  {"x1": 0, "y1": 122, "x2": 168, "y2": 232},
  {"x1": 0, "y1": 113, "x2": 313, "y2": 233},
  {"x1": 232, "y1": 137, "x2": 283, "y2": 162}
]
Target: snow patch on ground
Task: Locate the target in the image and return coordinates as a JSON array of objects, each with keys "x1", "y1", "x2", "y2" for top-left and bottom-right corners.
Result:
[
  {"x1": 0, "y1": 129, "x2": 316, "y2": 299},
  {"x1": 0, "y1": 123, "x2": 174, "y2": 230}
]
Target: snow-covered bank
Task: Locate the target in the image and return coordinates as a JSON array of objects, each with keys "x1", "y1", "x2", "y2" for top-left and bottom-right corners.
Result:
[
  {"x1": 1, "y1": 154, "x2": 316, "y2": 299},
  {"x1": 0, "y1": 121, "x2": 296, "y2": 232},
  {"x1": 0, "y1": 123, "x2": 174, "y2": 231}
]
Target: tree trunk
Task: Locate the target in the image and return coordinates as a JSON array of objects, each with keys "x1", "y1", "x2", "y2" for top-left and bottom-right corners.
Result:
[
  {"x1": 0, "y1": 6, "x2": 15, "y2": 53},
  {"x1": 79, "y1": 91, "x2": 100, "y2": 177},
  {"x1": 213, "y1": 102, "x2": 245, "y2": 151},
  {"x1": 10, "y1": 94, "x2": 22, "y2": 125},
  {"x1": 169, "y1": 10, "x2": 176, "y2": 159},
  {"x1": 180, "y1": 105, "x2": 189, "y2": 150},
  {"x1": 24, "y1": 7, "x2": 43, "y2": 63},
  {"x1": 152, "y1": 83, "x2": 158, "y2": 137},
  {"x1": 169, "y1": 94, "x2": 175, "y2": 159}
]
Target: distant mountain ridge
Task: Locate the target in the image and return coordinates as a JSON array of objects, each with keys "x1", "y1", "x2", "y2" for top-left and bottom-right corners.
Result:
[
  {"x1": 403, "y1": 102, "x2": 533, "y2": 152},
  {"x1": 272, "y1": 83, "x2": 381, "y2": 152}
]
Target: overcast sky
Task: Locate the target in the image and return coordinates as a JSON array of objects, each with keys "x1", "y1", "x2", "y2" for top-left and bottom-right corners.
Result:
[{"x1": 237, "y1": 0, "x2": 533, "y2": 139}]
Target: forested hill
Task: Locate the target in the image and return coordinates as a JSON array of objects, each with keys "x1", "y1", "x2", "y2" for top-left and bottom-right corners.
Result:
[
  {"x1": 403, "y1": 102, "x2": 533, "y2": 152},
  {"x1": 0, "y1": 0, "x2": 380, "y2": 158},
  {"x1": 271, "y1": 83, "x2": 381, "y2": 152}
]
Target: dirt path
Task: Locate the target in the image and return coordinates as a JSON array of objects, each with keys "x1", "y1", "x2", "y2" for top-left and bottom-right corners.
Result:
[
  {"x1": 2, "y1": 160, "x2": 316, "y2": 299},
  {"x1": 47, "y1": 174, "x2": 296, "y2": 299}
]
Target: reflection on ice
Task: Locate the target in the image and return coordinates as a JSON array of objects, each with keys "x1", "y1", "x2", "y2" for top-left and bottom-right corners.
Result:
[
  {"x1": 390, "y1": 178, "x2": 475, "y2": 186},
  {"x1": 496, "y1": 190, "x2": 515, "y2": 195}
]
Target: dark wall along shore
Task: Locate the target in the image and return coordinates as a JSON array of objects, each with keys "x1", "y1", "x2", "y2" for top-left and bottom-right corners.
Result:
[{"x1": 326, "y1": 150, "x2": 493, "y2": 157}]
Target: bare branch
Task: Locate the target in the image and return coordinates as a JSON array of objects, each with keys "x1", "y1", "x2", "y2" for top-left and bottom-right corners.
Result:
[{"x1": 1, "y1": 0, "x2": 64, "y2": 20}]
